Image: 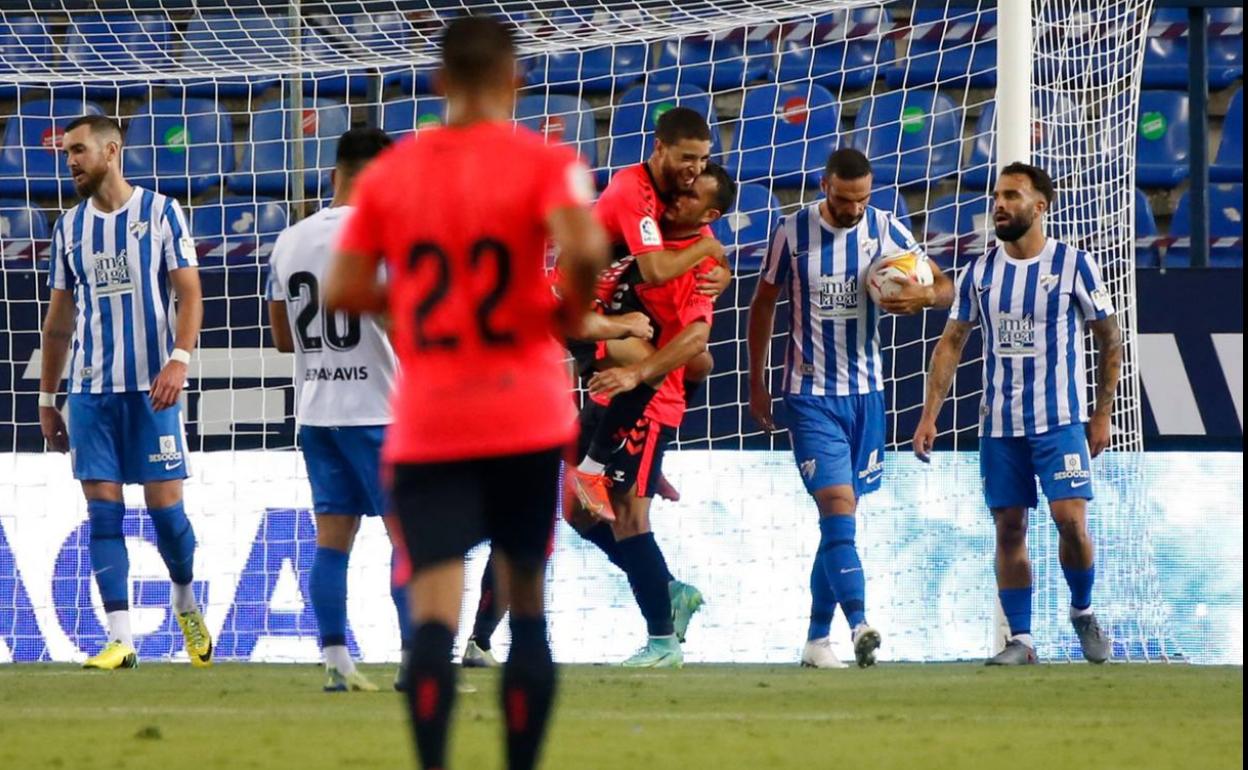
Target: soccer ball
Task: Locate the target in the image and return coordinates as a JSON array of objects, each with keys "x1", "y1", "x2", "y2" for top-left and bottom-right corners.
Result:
[{"x1": 866, "y1": 250, "x2": 934, "y2": 305}]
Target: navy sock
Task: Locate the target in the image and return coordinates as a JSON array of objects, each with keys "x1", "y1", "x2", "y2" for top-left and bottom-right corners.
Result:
[
  {"x1": 1062, "y1": 565, "x2": 1095, "y2": 611},
  {"x1": 807, "y1": 551, "x2": 837, "y2": 641},
  {"x1": 586, "y1": 384, "x2": 657, "y2": 465},
  {"x1": 404, "y1": 622, "x2": 457, "y2": 770},
  {"x1": 87, "y1": 500, "x2": 129, "y2": 613},
  {"x1": 819, "y1": 515, "x2": 866, "y2": 629},
  {"x1": 502, "y1": 616, "x2": 557, "y2": 770},
  {"x1": 471, "y1": 556, "x2": 502, "y2": 650},
  {"x1": 999, "y1": 586, "x2": 1034, "y2": 637},
  {"x1": 617, "y1": 533, "x2": 675, "y2": 637},
  {"x1": 390, "y1": 549, "x2": 413, "y2": 649},
  {"x1": 310, "y1": 546, "x2": 349, "y2": 648},
  {"x1": 147, "y1": 501, "x2": 195, "y2": 586}
]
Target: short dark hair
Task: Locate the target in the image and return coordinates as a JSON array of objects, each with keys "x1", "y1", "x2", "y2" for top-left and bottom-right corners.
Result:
[
  {"x1": 336, "y1": 127, "x2": 392, "y2": 173},
  {"x1": 999, "y1": 161, "x2": 1055, "y2": 205},
  {"x1": 441, "y1": 15, "x2": 515, "y2": 87},
  {"x1": 703, "y1": 162, "x2": 736, "y2": 215},
  {"x1": 825, "y1": 147, "x2": 872, "y2": 180},
  {"x1": 64, "y1": 114, "x2": 123, "y2": 144},
  {"x1": 654, "y1": 106, "x2": 712, "y2": 145}
]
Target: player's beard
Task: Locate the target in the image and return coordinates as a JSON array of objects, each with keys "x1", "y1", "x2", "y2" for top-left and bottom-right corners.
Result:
[
  {"x1": 994, "y1": 211, "x2": 1033, "y2": 242},
  {"x1": 72, "y1": 166, "x2": 106, "y2": 198}
]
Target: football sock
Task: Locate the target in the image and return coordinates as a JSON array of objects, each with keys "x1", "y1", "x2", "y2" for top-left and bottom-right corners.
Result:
[
  {"x1": 404, "y1": 621, "x2": 457, "y2": 770},
  {"x1": 171, "y1": 582, "x2": 196, "y2": 614},
  {"x1": 324, "y1": 644, "x2": 354, "y2": 674},
  {"x1": 585, "y1": 383, "x2": 658, "y2": 465},
  {"x1": 471, "y1": 556, "x2": 502, "y2": 651},
  {"x1": 105, "y1": 609, "x2": 134, "y2": 647},
  {"x1": 576, "y1": 457, "x2": 606, "y2": 475},
  {"x1": 617, "y1": 533, "x2": 675, "y2": 637},
  {"x1": 808, "y1": 552, "x2": 837, "y2": 641},
  {"x1": 87, "y1": 499, "x2": 129, "y2": 614},
  {"x1": 998, "y1": 586, "x2": 1034, "y2": 641},
  {"x1": 310, "y1": 546, "x2": 349, "y2": 649},
  {"x1": 390, "y1": 550, "x2": 413, "y2": 649},
  {"x1": 1062, "y1": 564, "x2": 1095, "y2": 612},
  {"x1": 147, "y1": 501, "x2": 196, "y2": 586},
  {"x1": 819, "y1": 515, "x2": 866, "y2": 629},
  {"x1": 502, "y1": 616, "x2": 557, "y2": 770},
  {"x1": 578, "y1": 521, "x2": 627, "y2": 571}
]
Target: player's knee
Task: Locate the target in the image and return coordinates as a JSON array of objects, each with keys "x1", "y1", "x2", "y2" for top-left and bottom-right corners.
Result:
[
  {"x1": 813, "y1": 487, "x2": 856, "y2": 516},
  {"x1": 315, "y1": 514, "x2": 361, "y2": 551},
  {"x1": 143, "y1": 480, "x2": 182, "y2": 510},
  {"x1": 993, "y1": 510, "x2": 1028, "y2": 550},
  {"x1": 1052, "y1": 512, "x2": 1089, "y2": 544},
  {"x1": 685, "y1": 350, "x2": 714, "y2": 383}
]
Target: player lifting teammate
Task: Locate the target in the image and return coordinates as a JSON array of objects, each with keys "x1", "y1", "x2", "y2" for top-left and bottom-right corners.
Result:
[
  {"x1": 39, "y1": 115, "x2": 212, "y2": 670},
  {"x1": 326, "y1": 16, "x2": 607, "y2": 770}
]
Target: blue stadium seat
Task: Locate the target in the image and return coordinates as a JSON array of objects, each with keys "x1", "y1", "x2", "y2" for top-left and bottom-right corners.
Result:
[
  {"x1": 0, "y1": 16, "x2": 52, "y2": 99},
  {"x1": 1135, "y1": 188, "x2": 1162, "y2": 267},
  {"x1": 848, "y1": 89, "x2": 962, "y2": 187},
  {"x1": 1136, "y1": 91, "x2": 1190, "y2": 188},
  {"x1": 868, "y1": 186, "x2": 914, "y2": 234},
  {"x1": 725, "y1": 82, "x2": 839, "y2": 188},
  {"x1": 514, "y1": 95, "x2": 597, "y2": 169},
  {"x1": 603, "y1": 83, "x2": 720, "y2": 186},
  {"x1": 1212, "y1": 89, "x2": 1242, "y2": 184},
  {"x1": 302, "y1": 14, "x2": 411, "y2": 97},
  {"x1": 123, "y1": 99, "x2": 234, "y2": 197},
  {"x1": 650, "y1": 35, "x2": 775, "y2": 92},
  {"x1": 229, "y1": 99, "x2": 349, "y2": 198},
  {"x1": 710, "y1": 183, "x2": 780, "y2": 271},
  {"x1": 526, "y1": 10, "x2": 646, "y2": 94},
  {"x1": 0, "y1": 99, "x2": 104, "y2": 197},
  {"x1": 0, "y1": 199, "x2": 51, "y2": 262},
  {"x1": 962, "y1": 94, "x2": 1084, "y2": 189},
  {"x1": 1167, "y1": 184, "x2": 1244, "y2": 268},
  {"x1": 168, "y1": 14, "x2": 291, "y2": 98},
  {"x1": 885, "y1": 8, "x2": 997, "y2": 88},
  {"x1": 378, "y1": 96, "x2": 447, "y2": 138},
  {"x1": 1143, "y1": 9, "x2": 1244, "y2": 89},
  {"x1": 777, "y1": 10, "x2": 896, "y2": 92},
  {"x1": 923, "y1": 193, "x2": 991, "y2": 268},
  {"x1": 189, "y1": 196, "x2": 288, "y2": 268},
  {"x1": 60, "y1": 13, "x2": 174, "y2": 98}
]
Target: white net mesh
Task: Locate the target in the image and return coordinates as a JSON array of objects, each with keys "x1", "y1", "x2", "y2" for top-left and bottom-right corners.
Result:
[{"x1": 0, "y1": 0, "x2": 1185, "y2": 664}]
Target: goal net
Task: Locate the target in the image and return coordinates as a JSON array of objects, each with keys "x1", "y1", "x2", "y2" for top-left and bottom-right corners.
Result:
[{"x1": 0, "y1": 0, "x2": 1181, "y2": 665}]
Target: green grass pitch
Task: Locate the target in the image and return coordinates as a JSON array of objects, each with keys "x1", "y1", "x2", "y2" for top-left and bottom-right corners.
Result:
[{"x1": 0, "y1": 663, "x2": 1240, "y2": 769}]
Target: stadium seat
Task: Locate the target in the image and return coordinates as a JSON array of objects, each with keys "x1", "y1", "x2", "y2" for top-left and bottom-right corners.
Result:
[
  {"x1": 603, "y1": 82, "x2": 721, "y2": 186},
  {"x1": 525, "y1": 9, "x2": 646, "y2": 94},
  {"x1": 189, "y1": 196, "x2": 288, "y2": 268},
  {"x1": 962, "y1": 94, "x2": 1084, "y2": 189},
  {"x1": 168, "y1": 14, "x2": 291, "y2": 98},
  {"x1": 60, "y1": 13, "x2": 174, "y2": 98},
  {"x1": 776, "y1": 10, "x2": 896, "y2": 92},
  {"x1": 378, "y1": 96, "x2": 447, "y2": 138},
  {"x1": 1135, "y1": 91, "x2": 1190, "y2": 188},
  {"x1": 885, "y1": 8, "x2": 998, "y2": 88},
  {"x1": 650, "y1": 35, "x2": 775, "y2": 92},
  {"x1": 0, "y1": 16, "x2": 52, "y2": 99},
  {"x1": 848, "y1": 89, "x2": 962, "y2": 187},
  {"x1": 0, "y1": 198, "x2": 51, "y2": 261},
  {"x1": 302, "y1": 13, "x2": 411, "y2": 97},
  {"x1": 123, "y1": 99, "x2": 234, "y2": 197},
  {"x1": 1143, "y1": 9, "x2": 1244, "y2": 89},
  {"x1": 923, "y1": 193, "x2": 991, "y2": 268},
  {"x1": 710, "y1": 183, "x2": 780, "y2": 272},
  {"x1": 1133, "y1": 188, "x2": 1163, "y2": 267},
  {"x1": 868, "y1": 186, "x2": 914, "y2": 234},
  {"x1": 0, "y1": 99, "x2": 104, "y2": 197},
  {"x1": 228, "y1": 99, "x2": 349, "y2": 198},
  {"x1": 1167, "y1": 184, "x2": 1244, "y2": 268},
  {"x1": 724, "y1": 82, "x2": 840, "y2": 188},
  {"x1": 514, "y1": 95, "x2": 597, "y2": 169},
  {"x1": 1212, "y1": 89, "x2": 1243, "y2": 184}
]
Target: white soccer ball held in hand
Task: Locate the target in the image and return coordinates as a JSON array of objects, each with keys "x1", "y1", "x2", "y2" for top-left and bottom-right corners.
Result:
[{"x1": 866, "y1": 249, "x2": 934, "y2": 307}]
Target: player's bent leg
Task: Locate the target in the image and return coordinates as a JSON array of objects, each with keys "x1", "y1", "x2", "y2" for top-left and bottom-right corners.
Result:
[
  {"x1": 812, "y1": 487, "x2": 878, "y2": 668},
  {"x1": 987, "y1": 506, "x2": 1038, "y2": 666},
  {"x1": 143, "y1": 479, "x2": 212, "y2": 668},
  {"x1": 464, "y1": 552, "x2": 503, "y2": 668},
  {"x1": 81, "y1": 482, "x2": 139, "y2": 670},
  {"x1": 1048, "y1": 498, "x2": 1110, "y2": 663},
  {"x1": 613, "y1": 493, "x2": 683, "y2": 668},
  {"x1": 802, "y1": 553, "x2": 847, "y2": 669}
]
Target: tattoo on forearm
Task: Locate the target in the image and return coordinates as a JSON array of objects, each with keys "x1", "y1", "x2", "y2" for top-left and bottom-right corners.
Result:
[{"x1": 1093, "y1": 323, "x2": 1123, "y2": 416}]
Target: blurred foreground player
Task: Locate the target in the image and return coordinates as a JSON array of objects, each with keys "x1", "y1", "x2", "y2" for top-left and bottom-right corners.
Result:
[{"x1": 326, "y1": 16, "x2": 607, "y2": 770}]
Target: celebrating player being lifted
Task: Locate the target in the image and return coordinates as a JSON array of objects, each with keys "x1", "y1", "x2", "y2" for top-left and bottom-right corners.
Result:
[
  {"x1": 913, "y1": 162, "x2": 1120, "y2": 666},
  {"x1": 267, "y1": 127, "x2": 411, "y2": 692},
  {"x1": 325, "y1": 15, "x2": 608, "y2": 770},
  {"x1": 748, "y1": 148, "x2": 953, "y2": 669},
  {"x1": 38, "y1": 115, "x2": 212, "y2": 670}
]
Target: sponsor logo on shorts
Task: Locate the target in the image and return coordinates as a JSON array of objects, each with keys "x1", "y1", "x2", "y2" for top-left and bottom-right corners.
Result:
[
  {"x1": 149, "y1": 433, "x2": 183, "y2": 465},
  {"x1": 1053, "y1": 452, "x2": 1091, "y2": 482},
  {"x1": 611, "y1": 469, "x2": 627, "y2": 484},
  {"x1": 858, "y1": 449, "x2": 884, "y2": 481}
]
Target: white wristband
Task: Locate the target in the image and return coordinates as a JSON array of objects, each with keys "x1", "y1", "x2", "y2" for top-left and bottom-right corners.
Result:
[
  {"x1": 38, "y1": 392, "x2": 57, "y2": 408},
  {"x1": 170, "y1": 348, "x2": 192, "y2": 365}
]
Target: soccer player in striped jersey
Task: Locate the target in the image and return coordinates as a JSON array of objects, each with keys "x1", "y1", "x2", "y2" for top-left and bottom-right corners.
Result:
[
  {"x1": 747, "y1": 148, "x2": 954, "y2": 669},
  {"x1": 38, "y1": 115, "x2": 211, "y2": 670},
  {"x1": 267, "y1": 127, "x2": 410, "y2": 692},
  {"x1": 914, "y1": 162, "x2": 1120, "y2": 666}
]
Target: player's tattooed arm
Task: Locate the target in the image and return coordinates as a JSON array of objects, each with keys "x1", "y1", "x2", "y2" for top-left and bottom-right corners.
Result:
[
  {"x1": 913, "y1": 318, "x2": 973, "y2": 461},
  {"x1": 1087, "y1": 315, "x2": 1123, "y2": 457},
  {"x1": 38, "y1": 288, "x2": 76, "y2": 452}
]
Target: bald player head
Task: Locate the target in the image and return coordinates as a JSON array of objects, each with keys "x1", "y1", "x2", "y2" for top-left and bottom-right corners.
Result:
[{"x1": 62, "y1": 114, "x2": 125, "y2": 199}]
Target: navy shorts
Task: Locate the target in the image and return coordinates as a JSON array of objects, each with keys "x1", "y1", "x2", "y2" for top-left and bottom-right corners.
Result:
[
  {"x1": 782, "y1": 391, "x2": 886, "y2": 498},
  {"x1": 980, "y1": 422, "x2": 1095, "y2": 510},
  {"x1": 67, "y1": 392, "x2": 189, "y2": 484},
  {"x1": 299, "y1": 424, "x2": 387, "y2": 517}
]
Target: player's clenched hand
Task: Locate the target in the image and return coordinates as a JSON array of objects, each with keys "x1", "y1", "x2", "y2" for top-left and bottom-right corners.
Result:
[
  {"x1": 589, "y1": 365, "x2": 643, "y2": 398},
  {"x1": 1086, "y1": 413, "x2": 1111, "y2": 458},
  {"x1": 150, "y1": 360, "x2": 188, "y2": 411},
  {"x1": 912, "y1": 418, "x2": 937, "y2": 463},
  {"x1": 40, "y1": 406, "x2": 69, "y2": 453},
  {"x1": 618, "y1": 312, "x2": 654, "y2": 340},
  {"x1": 749, "y1": 381, "x2": 776, "y2": 433},
  {"x1": 879, "y1": 281, "x2": 934, "y2": 316},
  {"x1": 696, "y1": 264, "x2": 732, "y2": 297}
]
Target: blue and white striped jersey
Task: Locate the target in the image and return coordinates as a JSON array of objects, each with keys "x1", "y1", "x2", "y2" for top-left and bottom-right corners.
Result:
[
  {"x1": 761, "y1": 202, "x2": 927, "y2": 396},
  {"x1": 48, "y1": 186, "x2": 197, "y2": 394},
  {"x1": 952, "y1": 238, "x2": 1115, "y2": 437}
]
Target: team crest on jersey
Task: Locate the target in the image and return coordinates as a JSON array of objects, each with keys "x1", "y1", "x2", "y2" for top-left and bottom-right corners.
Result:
[
  {"x1": 128, "y1": 220, "x2": 149, "y2": 239},
  {"x1": 995, "y1": 313, "x2": 1036, "y2": 356},
  {"x1": 816, "y1": 276, "x2": 859, "y2": 319},
  {"x1": 859, "y1": 237, "x2": 879, "y2": 259},
  {"x1": 1039, "y1": 273, "x2": 1060, "y2": 292},
  {"x1": 92, "y1": 250, "x2": 134, "y2": 296}
]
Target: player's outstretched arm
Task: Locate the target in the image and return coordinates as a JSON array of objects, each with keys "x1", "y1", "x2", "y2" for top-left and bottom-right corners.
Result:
[
  {"x1": 913, "y1": 318, "x2": 973, "y2": 462},
  {"x1": 588, "y1": 320, "x2": 710, "y2": 398},
  {"x1": 267, "y1": 301, "x2": 295, "y2": 354},
  {"x1": 38, "y1": 288, "x2": 76, "y2": 452},
  {"x1": 151, "y1": 267, "x2": 203, "y2": 411},
  {"x1": 635, "y1": 236, "x2": 726, "y2": 287},
  {"x1": 1087, "y1": 315, "x2": 1123, "y2": 458},
  {"x1": 549, "y1": 205, "x2": 609, "y2": 336},
  {"x1": 746, "y1": 279, "x2": 782, "y2": 433}
]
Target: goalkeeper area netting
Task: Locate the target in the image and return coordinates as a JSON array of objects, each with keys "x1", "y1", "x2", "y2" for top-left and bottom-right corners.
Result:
[{"x1": 2, "y1": 0, "x2": 1190, "y2": 664}]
